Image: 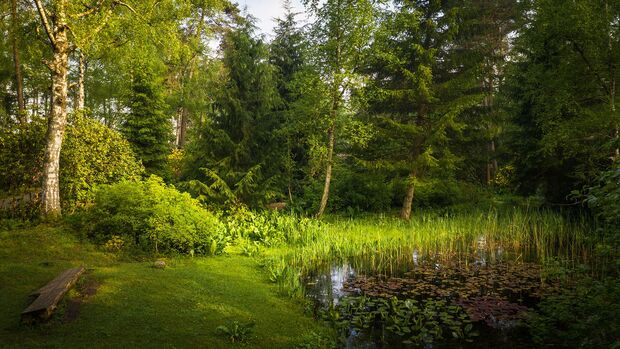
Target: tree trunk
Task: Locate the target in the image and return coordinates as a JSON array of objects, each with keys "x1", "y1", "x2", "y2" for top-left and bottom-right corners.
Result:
[
  {"x1": 612, "y1": 80, "x2": 619, "y2": 161},
  {"x1": 316, "y1": 123, "x2": 335, "y2": 218},
  {"x1": 492, "y1": 140, "x2": 498, "y2": 174},
  {"x1": 400, "y1": 170, "x2": 416, "y2": 220},
  {"x1": 38, "y1": 0, "x2": 70, "y2": 217},
  {"x1": 486, "y1": 162, "x2": 492, "y2": 185},
  {"x1": 178, "y1": 106, "x2": 189, "y2": 147},
  {"x1": 76, "y1": 51, "x2": 86, "y2": 110},
  {"x1": 487, "y1": 140, "x2": 497, "y2": 184},
  {"x1": 10, "y1": 0, "x2": 25, "y2": 118}
]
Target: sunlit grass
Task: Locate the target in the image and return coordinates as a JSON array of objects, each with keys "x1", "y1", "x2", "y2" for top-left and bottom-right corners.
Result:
[
  {"x1": 0, "y1": 225, "x2": 328, "y2": 348},
  {"x1": 262, "y1": 208, "x2": 597, "y2": 295}
]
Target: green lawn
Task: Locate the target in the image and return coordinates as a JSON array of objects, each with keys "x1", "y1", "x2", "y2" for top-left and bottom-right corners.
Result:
[{"x1": 0, "y1": 225, "x2": 326, "y2": 348}]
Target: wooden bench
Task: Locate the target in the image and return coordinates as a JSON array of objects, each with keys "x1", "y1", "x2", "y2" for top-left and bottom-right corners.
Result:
[{"x1": 21, "y1": 266, "x2": 85, "y2": 323}]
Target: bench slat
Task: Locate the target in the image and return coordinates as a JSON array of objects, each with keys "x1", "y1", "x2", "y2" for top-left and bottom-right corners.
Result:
[
  {"x1": 22, "y1": 266, "x2": 85, "y2": 321},
  {"x1": 29, "y1": 267, "x2": 83, "y2": 297}
]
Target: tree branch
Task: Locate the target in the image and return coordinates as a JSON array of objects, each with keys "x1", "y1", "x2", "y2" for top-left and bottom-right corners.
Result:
[
  {"x1": 80, "y1": 9, "x2": 113, "y2": 46},
  {"x1": 570, "y1": 39, "x2": 612, "y2": 97},
  {"x1": 72, "y1": 0, "x2": 106, "y2": 18},
  {"x1": 33, "y1": 0, "x2": 56, "y2": 49},
  {"x1": 112, "y1": 0, "x2": 138, "y2": 15}
]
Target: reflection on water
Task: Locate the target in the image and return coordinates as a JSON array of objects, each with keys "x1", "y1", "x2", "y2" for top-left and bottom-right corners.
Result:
[
  {"x1": 307, "y1": 264, "x2": 356, "y2": 306},
  {"x1": 304, "y1": 248, "x2": 555, "y2": 349}
]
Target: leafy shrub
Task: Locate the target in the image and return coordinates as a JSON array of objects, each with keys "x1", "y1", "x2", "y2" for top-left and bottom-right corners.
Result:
[
  {"x1": 330, "y1": 168, "x2": 393, "y2": 213},
  {"x1": 222, "y1": 206, "x2": 323, "y2": 247},
  {"x1": 527, "y1": 278, "x2": 620, "y2": 348},
  {"x1": 0, "y1": 117, "x2": 46, "y2": 194},
  {"x1": 61, "y1": 113, "x2": 144, "y2": 209},
  {"x1": 586, "y1": 163, "x2": 620, "y2": 235},
  {"x1": 295, "y1": 167, "x2": 393, "y2": 214},
  {"x1": 409, "y1": 179, "x2": 464, "y2": 208},
  {"x1": 86, "y1": 176, "x2": 228, "y2": 255},
  {"x1": 0, "y1": 114, "x2": 143, "y2": 216}
]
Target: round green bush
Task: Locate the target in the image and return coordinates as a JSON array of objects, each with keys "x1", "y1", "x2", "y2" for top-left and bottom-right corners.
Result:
[
  {"x1": 0, "y1": 114, "x2": 143, "y2": 214},
  {"x1": 61, "y1": 113, "x2": 144, "y2": 209},
  {"x1": 88, "y1": 176, "x2": 228, "y2": 255}
]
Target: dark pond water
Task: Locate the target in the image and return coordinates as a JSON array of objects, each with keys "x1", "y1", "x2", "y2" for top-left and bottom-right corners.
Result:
[{"x1": 303, "y1": 240, "x2": 560, "y2": 348}]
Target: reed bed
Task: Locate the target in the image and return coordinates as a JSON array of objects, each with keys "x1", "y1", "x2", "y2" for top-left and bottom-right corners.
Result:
[{"x1": 263, "y1": 207, "x2": 597, "y2": 295}]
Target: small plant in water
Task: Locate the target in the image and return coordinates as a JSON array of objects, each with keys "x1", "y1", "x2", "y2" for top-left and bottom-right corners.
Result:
[
  {"x1": 320, "y1": 296, "x2": 478, "y2": 347},
  {"x1": 216, "y1": 320, "x2": 255, "y2": 343}
]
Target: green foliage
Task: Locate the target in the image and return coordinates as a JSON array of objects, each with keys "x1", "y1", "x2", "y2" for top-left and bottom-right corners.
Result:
[
  {"x1": 216, "y1": 320, "x2": 255, "y2": 343},
  {"x1": 586, "y1": 163, "x2": 620, "y2": 232},
  {"x1": 360, "y1": 0, "x2": 480, "y2": 214},
  {"x1": 0, "y1": 114, "x2": 142, "y2": 216},
  {"x1": 296, "y1": 331, "x2": 337, "y2": 349},
  {"x1": 86, "y1": 176, "x2": 228, "y2": 255},
  {"x1": 407, "y1": 179, "x2": 466, "y2": 208},
  {"x1": 504, "y1": 0, "x2": 620, "y2": 202},
  {"x1": 61, "y1": 113, "x2": 144, "y2": 210},
  {"x1": 223, "y1": 206, "x2": 323, "y2": 247},
  {"x1": 123, "y1": 63, "x2": 173, "y2": 179},
  {"x1": 184, "y1": 15, "x2": 284, "y2": 206},
  {"x1": 321, "y1": 296, "x2": 477, "y2": 346},
  {"x1": 528, "y1": 278, "x2": 620, "y2": 349},
  {"x1": 0, "y1": 117, "x2": 46, "y2": 193},
  {"x1": 269, "y1": 3, "x2": 316, "y2": 206},
  {"x1": 297, "y1": 164, "x2": 393, "y2": 214}
]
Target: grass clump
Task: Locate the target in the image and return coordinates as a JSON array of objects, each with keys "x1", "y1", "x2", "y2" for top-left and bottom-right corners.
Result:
[{"x1": 216, "y1": 320, "x2": 255, "y2": 343}]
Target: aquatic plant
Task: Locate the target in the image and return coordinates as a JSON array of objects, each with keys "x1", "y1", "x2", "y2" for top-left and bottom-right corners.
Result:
[
  {"x1": 342, "y1": 260, "x2": 561, "y2": 301},
  {"x1": 262, "y1": 208, "x2": 595, "y2": 297},
  {"x1": 320, "y1": 296, "x2": 478, "y2": 347}
]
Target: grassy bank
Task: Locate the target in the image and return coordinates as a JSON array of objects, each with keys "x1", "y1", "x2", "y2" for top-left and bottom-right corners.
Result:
[{"x1": 0, "y1": 225, "x2": 327, "y2": 349}]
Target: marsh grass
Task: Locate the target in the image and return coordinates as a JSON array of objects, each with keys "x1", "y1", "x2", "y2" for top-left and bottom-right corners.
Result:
[{"x1": 263, "y1": 208, "x2": 597, "y2": 295}]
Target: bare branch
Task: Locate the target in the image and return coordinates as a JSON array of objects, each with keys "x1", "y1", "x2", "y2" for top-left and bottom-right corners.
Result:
[
  {"x1": 112, "y1": 0, "x2": 138, "y2": 15},
  {"x1": 33, "y1": 0, "x2": 57, "y2": 49},
  {"x1": 72, "y1": 0, "x2": 106, "y2": 18},
  {"x1": 570, "y1": 39, "x2": 612, "y2": 97}
]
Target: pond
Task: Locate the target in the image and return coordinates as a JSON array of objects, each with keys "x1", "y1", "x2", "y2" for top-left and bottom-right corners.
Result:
[{"x1": 303, "y1": 238, "x2": 564, "y2": 348}]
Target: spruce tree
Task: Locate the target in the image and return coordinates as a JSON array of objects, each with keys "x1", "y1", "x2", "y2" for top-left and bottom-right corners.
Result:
[
  {"x1": 185, "y1": 15, "x2": 282, "y2": 206},
  {"x1": 270, "y1": 0, "x2": 309, "y2": 203},
  {"x1": 362, "y1": 0, "x2": 480, "y2": 219},
  {"x1": 123, "y1": 64, "x2": 173, "y2": 179}
]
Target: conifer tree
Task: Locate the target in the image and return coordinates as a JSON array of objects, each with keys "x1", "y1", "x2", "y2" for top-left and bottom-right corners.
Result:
[
  {"x1": 123, "y1": 63, "x2": 173, "y2": 179},
  {"x1": 363, "y1": 0, "x2": 480, "y2": 219},
  {"x1": 185, "y1": 15, "x2": 282, "y2": 205},
  {"x1": 270, "y1": 0, "x2": 309, "y2": 202}
]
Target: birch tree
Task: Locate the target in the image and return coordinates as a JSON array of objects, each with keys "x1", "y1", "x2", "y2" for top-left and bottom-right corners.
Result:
[{"x1": 304, "y1": 0, "x2": 376, "y2": 217}]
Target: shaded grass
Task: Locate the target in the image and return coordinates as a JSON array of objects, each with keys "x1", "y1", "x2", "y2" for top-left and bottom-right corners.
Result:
[{"x1": 0, "y1": 225, "x2": 326, "y2": 349}]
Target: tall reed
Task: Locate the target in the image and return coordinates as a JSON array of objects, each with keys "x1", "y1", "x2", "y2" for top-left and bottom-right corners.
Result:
[{"x1": 262, "y1": 207, "x2": 596, "y2": 295}]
